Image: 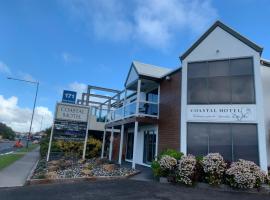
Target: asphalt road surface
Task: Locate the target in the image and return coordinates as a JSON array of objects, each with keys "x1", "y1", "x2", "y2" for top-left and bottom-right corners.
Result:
[
  {"x1": 0, "y1": 141, "x2": 15, "y2": 154},
  {"x1": 0, "y1": 180, "x2": 269, "y2": 200}
]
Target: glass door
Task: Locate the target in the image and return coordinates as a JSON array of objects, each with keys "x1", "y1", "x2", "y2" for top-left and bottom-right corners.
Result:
[
  {"x1": 143, "y1": 130, "x2": 156, "y2": 164},
  {"x1": 126, "y1": 132, "x2": 134, "y2": 160}
]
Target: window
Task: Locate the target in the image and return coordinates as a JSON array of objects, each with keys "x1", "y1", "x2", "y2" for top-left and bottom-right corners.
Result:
[
  {"x1": 187, "y1": 123, "x2": 259, "y2": 164},
  {"x1": 188, "y1": 78, "x2": 208, "y2": 104},
  {"x1": 187, "y1": 123, "x2": 208, "y2": 156},
  {"x1": 232, "y1": 124, "x2": 259, "y2": 164},
  {"x1": 143, "y1": 130, "x2": 156, "y2": 164},
  {"x1": 187, "y1": 57, "x2": 255, "y2": 104}
]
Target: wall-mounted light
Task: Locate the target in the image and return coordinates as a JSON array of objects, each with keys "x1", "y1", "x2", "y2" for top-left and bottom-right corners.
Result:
[
  {"x1": 165, "y1": 76, "x2": 171, "y2": 81},
  {"x1": 216, "y1": 49, "x2": 220, "y2": 54}
]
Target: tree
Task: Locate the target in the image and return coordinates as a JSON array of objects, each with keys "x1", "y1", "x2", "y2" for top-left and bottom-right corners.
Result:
[{"x1": 0, "y1": 122, "x2": 16, "y2": 140}]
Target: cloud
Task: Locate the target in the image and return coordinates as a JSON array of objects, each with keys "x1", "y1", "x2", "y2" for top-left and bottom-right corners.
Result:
[
  {"x1": 0, "y1": 95, "x2": 53, "y2": 133},
  {"x1": 0, "y1": 61, "x2": 11, "y2": 74},
  {"x1": 61, "y1": 0, "x2": 218, "y2": 48},
  {"x1": 61, "y1": 52, "x2": 82, "y2": 63}
]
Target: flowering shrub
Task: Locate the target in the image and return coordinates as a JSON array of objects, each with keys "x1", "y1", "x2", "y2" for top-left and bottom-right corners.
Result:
[
  {"x1": 176, "y1": 155, "x2": 197, "y2": 185},
  {"x1": 151, "y1": 149, "x2": 182, "y2": 177},
  {"x1": 159, "y1": 149, "x2": 184, "y2": 160},
  {"x1": 226, "y1": 159, "x2": 267, "y2": 189},
  {"x1": 202, "y1": 153, "x2": 226, "y2": 185},
  {"x1": 159, "y1": 155, "x2": 177, "y2": 171}
]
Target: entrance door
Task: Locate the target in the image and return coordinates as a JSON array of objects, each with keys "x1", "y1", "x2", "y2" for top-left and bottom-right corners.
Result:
[
  {"x1": 143, "y1": 130, "x2": 156, "y2": 164},
  {"x1": 126, "y1": 132, "x2": 134, "y2": 160}
]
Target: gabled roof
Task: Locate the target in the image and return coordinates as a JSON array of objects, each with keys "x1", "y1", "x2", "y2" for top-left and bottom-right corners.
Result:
[
  {"x1": 124, "y1": 61, "x2": 172, "y2": 86},
  {"x1": 180, "y1": 20, "x2": 263, "y2": 61},
  {"x1": 133, "y1": 61, "x2": 172, "y2": 78}
]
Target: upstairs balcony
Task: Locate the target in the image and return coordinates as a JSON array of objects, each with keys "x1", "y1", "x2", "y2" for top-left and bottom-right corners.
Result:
[{"x1": 106, "y1": 79, "x2": 160, "y2": 123}]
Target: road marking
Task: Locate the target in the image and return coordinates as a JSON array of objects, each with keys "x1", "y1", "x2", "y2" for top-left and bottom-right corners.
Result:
[{"x1": 0, "y1": 151, "x2": 14, "y2": 156}]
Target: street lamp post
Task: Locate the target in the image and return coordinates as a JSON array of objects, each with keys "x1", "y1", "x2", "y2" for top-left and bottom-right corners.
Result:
[{"x1": 7, "y1": 77, "x2": 39, "y2": 148}]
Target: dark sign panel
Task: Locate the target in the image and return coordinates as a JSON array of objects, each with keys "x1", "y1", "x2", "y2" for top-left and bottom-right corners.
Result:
[
  {"x1": 53, "y1": 119, "x2": 87, "y2": 141},
  {"x1": 62, "y1": 90, "x2": 77, "y2": 104}
]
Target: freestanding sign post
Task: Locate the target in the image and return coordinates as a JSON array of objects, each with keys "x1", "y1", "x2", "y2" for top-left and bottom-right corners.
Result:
[{"x1": 46, "y1": 102, "x2": 90, "y2": 161}]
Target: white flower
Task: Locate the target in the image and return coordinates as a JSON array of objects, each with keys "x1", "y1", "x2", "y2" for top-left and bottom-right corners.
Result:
[
  {"x1": 176, "y1": 155, "x2": 196, "y2": 185},
  {"x1": 202, "y1": 153, "x2": 226, "y2": 185},
  {"x1": 158, "y1": 155, "x2": 177, "y2": 170},
  {"x1": 226, "y1": 159, "x2": 267, "y2": 189}
]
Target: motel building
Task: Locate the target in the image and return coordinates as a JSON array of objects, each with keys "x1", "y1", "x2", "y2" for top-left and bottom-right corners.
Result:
[{"x1": 78, "y1": 21, "x2": 270, "y2": 171}]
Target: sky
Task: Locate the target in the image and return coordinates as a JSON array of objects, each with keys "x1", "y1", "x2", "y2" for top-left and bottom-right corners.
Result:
[{"x1": 0, "y1": 0, "x2": 269, "y2": 133}]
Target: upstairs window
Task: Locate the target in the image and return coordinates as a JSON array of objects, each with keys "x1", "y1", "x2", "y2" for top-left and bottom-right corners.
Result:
[{"x1": 187, "y1": 57, "x2": 255, "y2": 104}]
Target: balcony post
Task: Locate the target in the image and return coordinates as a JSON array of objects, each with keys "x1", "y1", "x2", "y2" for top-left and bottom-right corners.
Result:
[
  {"x1": 122, "y1": 89, "x2": 127, "y2": 119},
  {"x1": 132, "y1": 121, "x2": 138, "y2": 169},
  {"x1": 118, "y1": 124, "x2": 124, "y2": 164},
  {"x1": 86, "y1": 86, "x2": 91, "y2": 106},
  {"x1": 101, "y1": 129, "x2": 106, "y2": 158},
  {"x1": 136, "y1": 79, "x2": 141, "y2": 116},
  {"x1": 158, "y1": 85, "x2": 160, "y2": 118},
  {"x1": 106, "y1": 99, "x2": 111, "y2": 122},
  {"x1": 109, "y1": 127, "x2": 114, "y2": 161}
]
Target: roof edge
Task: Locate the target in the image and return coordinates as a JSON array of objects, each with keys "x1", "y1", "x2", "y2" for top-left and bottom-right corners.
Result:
[{"x1": 261, "y1": 59, "x2": 270, "y2": 67}]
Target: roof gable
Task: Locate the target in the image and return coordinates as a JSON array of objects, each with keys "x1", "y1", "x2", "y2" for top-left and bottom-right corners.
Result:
[
  {"x1": 124, "y1": 64, "x2": 139, "y2": 87},
  {"x1": 180, "y1": 21, "x2": 263, "y2": 61},
  {"x1": 124, "y1": 61, "x2": 172, "y2": 87}
]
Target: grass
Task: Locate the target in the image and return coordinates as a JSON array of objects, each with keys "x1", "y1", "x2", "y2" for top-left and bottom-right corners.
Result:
[{"x1": 0, "y1": 143, "x2": 39, "y2": 171}]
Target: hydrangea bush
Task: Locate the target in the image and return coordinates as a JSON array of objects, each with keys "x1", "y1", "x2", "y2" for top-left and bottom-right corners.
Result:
[
  {"x1": 176, "y1": 155, "x2": 197, "y2": 185},
  {"x1": 202, "y1": 153, "x2": 226, "y2": 185},
  {"x1": 226, "y1": 159, "x2": 267, "y2": 189}
]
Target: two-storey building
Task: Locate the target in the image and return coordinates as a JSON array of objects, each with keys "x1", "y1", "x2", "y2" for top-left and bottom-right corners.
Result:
[{"x1": 80, "y1": 21, "x2": 270, "y2": 171}]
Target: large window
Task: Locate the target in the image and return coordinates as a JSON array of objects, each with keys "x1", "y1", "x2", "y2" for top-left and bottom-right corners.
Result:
[
  {"x1": 187, "y1": 58, "x2": 255, "y2": 104},
  {"x1": 187, "y1": 123, "x2": 259, "y2": 164}
]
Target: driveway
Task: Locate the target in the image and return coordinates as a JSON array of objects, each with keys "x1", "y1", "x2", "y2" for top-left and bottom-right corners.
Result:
[{"x1": 0, "y1": 179, "x2": 269, "y2": 200}]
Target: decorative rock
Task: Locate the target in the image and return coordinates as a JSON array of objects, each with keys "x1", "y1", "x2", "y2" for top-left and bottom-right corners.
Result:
[
  {"x1": 49, "y1": 160, "x2": 60, "y2": 166},
  {"x1": 46, "y1": 171, "x2": 58, "y2": 179},
  {"x1": 47, "y1": 164, "x2": 59, "y2": 172},
  {"x1": 81, "y1": 169, "x2": 93, "y2": 176},
  {"x1": 102, "y1": 164, "x2": 116, "y2": 172}
]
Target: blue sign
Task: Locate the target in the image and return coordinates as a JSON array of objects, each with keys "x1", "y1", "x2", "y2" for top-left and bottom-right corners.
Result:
[{"x1": 62, "y1": 90, "x2": 77, "y2": 104}]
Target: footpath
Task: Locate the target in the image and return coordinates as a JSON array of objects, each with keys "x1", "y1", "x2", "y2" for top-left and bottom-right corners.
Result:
[{"x1": 0, "y1": 147, "x2": 39, "y2": 187}]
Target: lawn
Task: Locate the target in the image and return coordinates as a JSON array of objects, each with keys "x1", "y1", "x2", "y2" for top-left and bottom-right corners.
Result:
[{"x1": 0, "y1": 144, "x2": 39, "y2": 170}]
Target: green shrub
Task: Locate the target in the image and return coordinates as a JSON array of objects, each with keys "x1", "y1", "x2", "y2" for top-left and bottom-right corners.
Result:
[
  {"x1": 151, "y1": 149, "x2": 183, "y2": 178},
  {"x1": 151, "y1": 160, "x2": 162, "y2": 177},
  {"x1": 56, "y1": 137, "x2": 102, "y2": 159},
  {"x1": 39, "y1": 136, "x2": 62, "y2": 157},
  {"x1": 158, "y1": 149, "x2": 183, "y2": 160}
]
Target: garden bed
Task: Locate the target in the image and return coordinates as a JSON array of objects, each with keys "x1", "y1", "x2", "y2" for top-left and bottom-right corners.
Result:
[{"x1": 27, "y1": 157, "x2": 139, "y2": 185}]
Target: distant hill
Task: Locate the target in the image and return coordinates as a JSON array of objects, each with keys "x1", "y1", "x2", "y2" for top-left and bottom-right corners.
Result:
[{"x1": 0, "y1": 122, "x2": 16, "y2": 140}]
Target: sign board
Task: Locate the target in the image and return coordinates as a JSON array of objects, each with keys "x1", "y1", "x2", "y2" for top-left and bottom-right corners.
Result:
[
  {"x1": 187, "y1": 105, "x2": 256, "y2": 123},
  {"x1": 56, "y1": 103, "x2": 89, "y2": 122},
  {"x1": 62, "y1": 90, "x2": 77, "y2": 104},
  {"x1": 53, "y1": 120, "x2": 87, "y2": 141},
  {"x1": 47, "y1": 103, "x2": 90, "y2": 161}
]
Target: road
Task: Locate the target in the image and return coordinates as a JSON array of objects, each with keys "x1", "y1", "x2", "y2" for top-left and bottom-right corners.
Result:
[
  {"x1": 0, "y1": 140, "x2": 27, "y2": 154},
  {"x1": 0, "y1": 141, "x2": 15, "y2": 154},
  {"x1": 0, "y1": 180, "x2": 269, "y2": 200}
]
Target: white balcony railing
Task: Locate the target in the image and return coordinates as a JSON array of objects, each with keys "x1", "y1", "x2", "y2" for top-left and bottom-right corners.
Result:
[{"x1": 107, "y1": 100, "x2": 158, "y2": 122}]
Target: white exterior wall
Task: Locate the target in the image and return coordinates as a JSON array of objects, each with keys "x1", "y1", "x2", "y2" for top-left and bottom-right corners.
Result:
[
  {"x1": 128, "y1": 125, "x2": 157, "y2": 166},
  {"x1": 261, "y1": 65, "x2": 270, "y2": 165},
  {"x1": 180, "y1": 26, "x2": 268, "y2": 171}
]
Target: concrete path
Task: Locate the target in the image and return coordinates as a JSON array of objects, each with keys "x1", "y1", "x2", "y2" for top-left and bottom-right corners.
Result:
[{"x1": 0, "y1": 147, "x2": 40, "y2": 188}]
